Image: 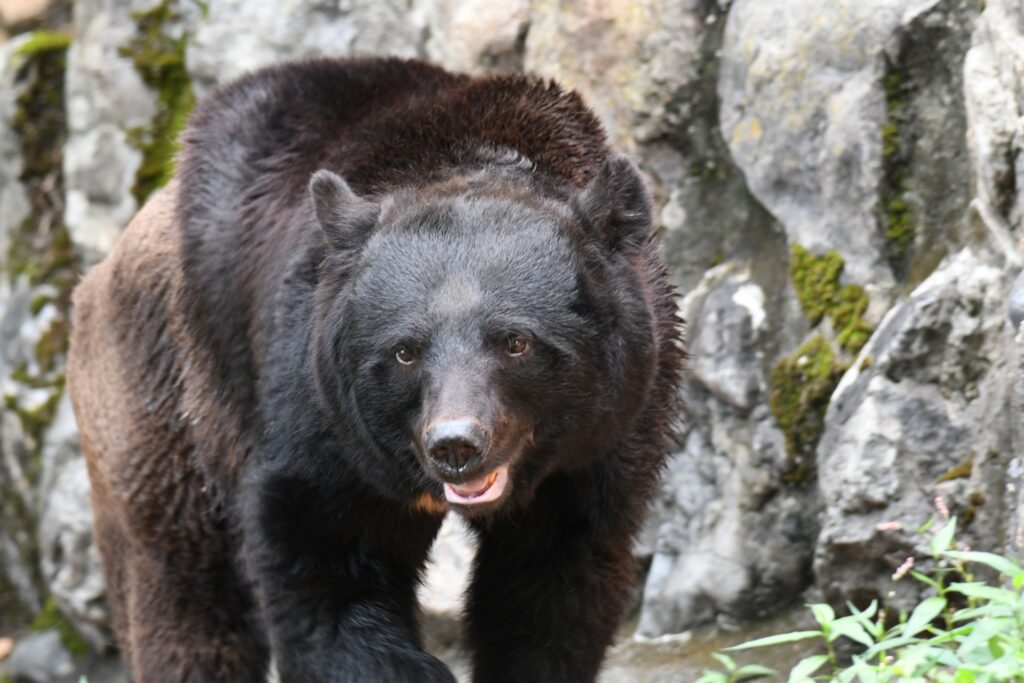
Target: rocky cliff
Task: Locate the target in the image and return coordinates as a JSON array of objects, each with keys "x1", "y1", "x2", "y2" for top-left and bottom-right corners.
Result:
[{"x1": 1, "y1": 0, "x2": 1023, "y2": 679}]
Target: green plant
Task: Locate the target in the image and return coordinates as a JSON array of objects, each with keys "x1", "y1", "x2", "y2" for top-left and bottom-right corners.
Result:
[{"x1": 698, "y1": 511, "x2": 1024, "y2": 682}]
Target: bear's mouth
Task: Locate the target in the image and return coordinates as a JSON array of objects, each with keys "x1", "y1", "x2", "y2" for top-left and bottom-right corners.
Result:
[{"x1": 443, "y1": 464, "x2": 509, "y2": 505}]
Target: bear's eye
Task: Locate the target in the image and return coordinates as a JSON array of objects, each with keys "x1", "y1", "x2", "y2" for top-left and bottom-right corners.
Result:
[
  {"x1": 394, "y1": 345, "x2": 417, "y2": 366},
  {"x1": 505, "y1": 335, "x2": 530, "y2": 357}
]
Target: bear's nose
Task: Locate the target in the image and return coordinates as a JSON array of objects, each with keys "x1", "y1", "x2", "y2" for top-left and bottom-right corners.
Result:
[{"x1": 425, "y1": 419, "x2": 490, "y2": 474}]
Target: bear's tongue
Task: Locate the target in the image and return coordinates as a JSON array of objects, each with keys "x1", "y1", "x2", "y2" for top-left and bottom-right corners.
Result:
[{"x1": 443, "y1": 464, "x2": 509, "y2": 505}]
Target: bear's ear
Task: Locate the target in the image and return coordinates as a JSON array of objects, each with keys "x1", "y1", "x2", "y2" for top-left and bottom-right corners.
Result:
[
  {"x1": 575, "y1": 154, "x2": 653, "y2": 251},
  {"x1": 309, "y1": 169, "x2": 380, "y2": 251}
]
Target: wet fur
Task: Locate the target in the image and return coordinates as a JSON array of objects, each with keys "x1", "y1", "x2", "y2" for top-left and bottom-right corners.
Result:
[{"x1": 68, "y1": 57, "x2": 684, "y2": 682}]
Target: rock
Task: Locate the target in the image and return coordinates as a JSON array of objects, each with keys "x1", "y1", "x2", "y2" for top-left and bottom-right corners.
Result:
[
  {"x1": 964, "y1": 0, "x2": 1024, "y2": 268},
  {"x1": 6, "y1": 630, "x2": 75, "y2": 683},
  {"x1": 1009, "y1": 322, "x2": 1024, "y2": 556},
  {"x1": 187, "y1": 0, "x2": 420, "y2": 95},
  {"x1": 0, "y1": 277, "x2": 55, "y2": 626},
  {"x1": 38, "y1": 397, "x2": 107, "y2": 650},
  {"x1": 637, "y1": 263, "x2": 818, "y2": 636},
  {"x1": 63, "y1": 0, "x2": 162, "y2": 263},
  {"x1": 412, "y1": 0, "x2": 528, "y2": 73},
  {"x1": 0, "y1": 39, "x2": 31, "y2": 262},
  {"x1": 815, "y1": 249, "x2": 1015, "y2": 611},
  {"x1": 525, "y1": 0, "x2": 707, "y2": 149},
  {"x1": 525, "y1": 1, "x2": 789, "y2": 293},
  {"x1": 719, "y1": 0, "x2": 976, "y2": 289},
  {"x1": 4, "y1": 629, "x2": 127, "y2": 683},
  {"x1": 1010, "y1": 269, "x2": 1024, "y2": 329}
]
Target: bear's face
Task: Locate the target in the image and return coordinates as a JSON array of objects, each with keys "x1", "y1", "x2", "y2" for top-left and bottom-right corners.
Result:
[{"x1": 310, "y1": 158, "x2": 657, "y2": 515}]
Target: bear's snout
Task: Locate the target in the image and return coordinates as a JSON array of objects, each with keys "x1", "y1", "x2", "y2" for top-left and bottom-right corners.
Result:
[{"x1": 424, "y1": 418, "x2": 490, "y2": 476}]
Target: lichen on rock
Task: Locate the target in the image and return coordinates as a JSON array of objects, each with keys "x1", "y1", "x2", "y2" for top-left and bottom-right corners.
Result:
[
  {"x1": 0, "y1": 28, "x2": 78, "y2": 632},
  {"x1": 118, "y1": 0, "x2": 196, "y2": 205},
  {"x1": 788, "y1": 244, "x2": 873, "y2": 353},
  {"x1": 769, "y1": 335, "x2": 846, "y2": 483},
  {"x1": 29, "y1": 596, "x2": 89, "y2": 659}
]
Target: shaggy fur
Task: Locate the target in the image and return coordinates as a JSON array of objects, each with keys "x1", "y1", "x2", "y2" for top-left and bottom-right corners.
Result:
[{"x1": 67, "y1": 56, "x2": 684, "y2": 683}]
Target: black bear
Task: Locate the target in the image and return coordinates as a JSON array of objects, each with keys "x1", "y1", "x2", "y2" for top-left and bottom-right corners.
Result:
[{"x1": 67, "y1": 56, "x2": 683, "y2": 682}]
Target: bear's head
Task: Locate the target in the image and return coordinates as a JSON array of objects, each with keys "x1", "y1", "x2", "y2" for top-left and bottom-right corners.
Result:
[{"x1": 308, "y1": 152, "x2": 661, "y2": 516}]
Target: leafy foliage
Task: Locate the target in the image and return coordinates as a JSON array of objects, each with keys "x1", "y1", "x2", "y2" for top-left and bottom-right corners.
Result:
[{"x1": 698, "y1": 516, "x2": 1024, "y2": 682}]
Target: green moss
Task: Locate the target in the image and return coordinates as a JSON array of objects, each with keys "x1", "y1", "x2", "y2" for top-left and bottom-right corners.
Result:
[
  {"x1": 30, "y1": 597, "x2": 90, "y2": 658},
  {"x1": 119, "y1": 0, "x2": 196, "y2": 205},
  {"x1": 935, "y1": 455, "x2": 974, "y2": 484},
  {"x1": 7, "y1": 31, "x2": 79, "y2": 378},
  {"x1": 788, "y1": 245, "x2": 874, "y2": 353},
  {"x1": 14, "y1": 31, "x2": 72, "y2": 57},
  {"x1": 8, "y1": 39, "x2": 77, "y2": 284},
  {"x1": 881, "y1": 62, "x2": 915, "y2": 278},
  {"x1": 707, "y1": 249, "x2": 725, "y2": 269},
  {"x1": 769, "y1": 336, "x2": 847, "y2": 483},
  {"x1": 4, "y1": 380, "x2": 62, "y2": 447}
]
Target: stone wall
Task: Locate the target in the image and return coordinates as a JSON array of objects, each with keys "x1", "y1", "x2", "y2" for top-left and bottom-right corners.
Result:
[{"x1": 1, "y1": 0, "x2": 1022, "y2": 667}]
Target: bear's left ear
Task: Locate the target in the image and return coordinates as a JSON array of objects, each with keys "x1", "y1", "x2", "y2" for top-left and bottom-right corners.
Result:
[
  {"x1": 309, "y1": 169, "x2": 380, "y2": 251},
  {"x1": 575, "y1": 154, "x2": 653, "y2": 251}
]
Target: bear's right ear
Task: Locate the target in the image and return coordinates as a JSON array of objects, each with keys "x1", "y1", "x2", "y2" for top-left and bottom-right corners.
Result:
[
  {"x1": 575, "y1": 154, "x2": 653, "y2": 252},
  {"x1": 309, "y1": 169, "x2": 380, "y2": 251}
]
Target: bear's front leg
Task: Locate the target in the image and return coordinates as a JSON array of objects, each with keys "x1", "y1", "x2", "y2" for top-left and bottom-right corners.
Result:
[
  {"x1": 465, "y1": 468, "x2": 643, "y2": 683},
  {"x1": 243, "y1": 472, "x2": 454, "y2": 683}
]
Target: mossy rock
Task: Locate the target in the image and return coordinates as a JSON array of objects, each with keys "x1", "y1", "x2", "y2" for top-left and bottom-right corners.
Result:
[
  {"x1": 119, "y1": 0, "x2": 196, "y2": 205},
  {"x1": 30, "y1": 596, "x2": 90, "y2": 658},
  {"x1": 788, "y1": 244, "x2": 873, "y2": 354},
  {"x1": 769, "y1": 335, "x2": 847, "y2": 482}
]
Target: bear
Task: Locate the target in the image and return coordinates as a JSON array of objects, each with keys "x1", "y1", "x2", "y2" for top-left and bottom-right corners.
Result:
[{"x1": 67, "y1": 56, "x2": 684, "y2": 683}]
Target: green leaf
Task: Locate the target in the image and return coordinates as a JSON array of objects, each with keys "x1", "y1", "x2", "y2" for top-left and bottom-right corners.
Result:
[
  {"x1": 724, "y1": 631, "x2": 823, "y2": 651},
  {"x1": 947, "y1": 582, "x2": 1018, "y2": 605},
  {"x1": 845, "y1": 600, "x2": 884, "y2": 640},
  {"x1": 695, "y1": 672, "x2": 730, "y2": 683},
  {"x1": 944, "y1": 551, "x2": 1024, "y2": 579},
  {"x1": 952, "y1": 604, "x2": 1014, "y2": 622},
  {"x1": 829, "y1": 616, "x2": 876, "y2": 648},
  {"x1": 809, "y1": 603, "x2": 835, "y2": 628},
  {"x1": 902, "y1": 596, "x2": 947, "y2": 638},
  {"x1": 711, "y1": 653, "x2": 737, "y2": 672},
  {"x1": 733, "y1": 664, "x2": 777, "y2": 681},
  {"x1": 954, "y1": 669, "x2": 975, "y2": 683},
  {"x1": 787, "y1": 654, "x2": 829, "y2": 682},
  {"x1": 910, "y1": 571, "x2": 940, "y2": 590},
  {"x1": 931, "y1": 517, "x2": 957, "y2": 557},
  {"x1": 863, "y1": 635, "x2": 917, "y2": 660}
]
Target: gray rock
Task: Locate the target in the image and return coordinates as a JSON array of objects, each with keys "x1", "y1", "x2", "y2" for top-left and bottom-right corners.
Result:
[
  {"x1": 1010, "y1": 269, "x2": 1024, "y2": 329},
  {"x1": 63, "y1": 0, "x2": 159, "y2": 263},
  {"x1": 718, "y1": 0, "x2": 962, "y2": 289},
  {"x1": 637, "y1": 264, "x2": 817, "y2": 636},
  {"x1": 815, "y1": 249, "x2": 1015, "y2": 610},
  {"x1": 0, "y1": 277, "x2": 60, "y2": 624},
  {"x1": 187, "y1": 0, "x2": 420, "y2": 95},
  {"x1": 412, "y1": 0, "x2": 529, "y2": 73},
  {"x1": 964, "y1": 0, "x2": 1024, "y2": 268},
  {"x1": 38, "y1": 399, "x2": 108, "y2": 650},
  {"x1": 524, "y1": 0, "x2": 707, "y2": 148},
  {"x1": 6, "y1": 630, "x2": 75, "y2": 683},
  {"x1": 1009, "y1": 323, "x2": 1024, "y2": 556},
  {"x1": 0, "y1": 39, "x2": 32, "y2": 264}
]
